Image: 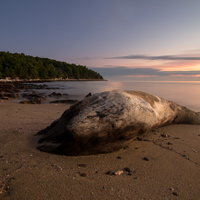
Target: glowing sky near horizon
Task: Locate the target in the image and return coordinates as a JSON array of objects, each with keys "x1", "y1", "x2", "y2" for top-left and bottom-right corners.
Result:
[{"x1": 1, "y1": 0, "x2": 200, "y2": 81}]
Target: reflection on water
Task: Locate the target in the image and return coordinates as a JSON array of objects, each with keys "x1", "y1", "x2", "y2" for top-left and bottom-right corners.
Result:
[{"x1": 35, "y1": 81, "x2": 200, "y2": 111}]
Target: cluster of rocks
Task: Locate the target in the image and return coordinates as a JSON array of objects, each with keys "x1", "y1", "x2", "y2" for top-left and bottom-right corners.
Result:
[
  {"x1": 0, "y1": 83, "x2": 21, "y2": 100},
  {"x1": 0, "y1": 82, "x2": 79, "y2": 104},
  {"x1": 0, "y1": 92, "x2": 19, "y2": 100},
  {"x1": 48, "y1": 92, "x2": 63, "y2": 97},
  {"x1": 23, "y1": 83, "x2": 60, "y2": 91},
  {"x1": 49, "y1": 99, "x2": 79, "y2": 104}
]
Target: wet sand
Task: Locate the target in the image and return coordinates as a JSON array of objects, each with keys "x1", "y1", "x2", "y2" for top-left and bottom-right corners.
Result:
[{"x1": 0, "y1": 100, "x2": 200, "y2": 199}]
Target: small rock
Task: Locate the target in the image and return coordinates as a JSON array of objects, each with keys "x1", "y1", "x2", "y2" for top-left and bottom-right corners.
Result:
[
  {"x1": 127, "y1": 172, "x2": 133, "y2": 176},
  {"x1": 56, "y1": 166, "x2": 62, "y2": 171},
  {"x1": 123, "y1": 146, "x2": 129, "y2": 150},
  {"x1": 85, "y1": 93, "x2": 92, "y2": 98},
  {"x1": 5, "y1": 186, "x2": 9, "y2": 191},
  {"x1": 143, "y1": 157, "x2": 149, "y2": 161},
  {"x1": 20, "y1": 98, "x2": 44, "y2": 104},
  {"x1": 114, "y1": 170, "x2": 123, "y2": 175},
  {"x1": 50, "y1": 99, "x2": 79, "y2": 104},
  {"x1": 173, "y1": 137, "x2": 180, "y2": 139},
  {"x1": 1, "y1": 97, "x2": 9, "y2": 100},
  {"x1": 161, "y1": 134, "x2": 167, "y2": 137},
  {"x1": 182, "y1": 155, "x2": 189, "y2": 159},
  {"x1": 80, "y1": 173, "x2": 87, "y2": 177},
  {"x1": 51, "y1": 163, "x2": 62, "y2": 171},
  {"x1": 78, "y1": 164, "x2": 87, "y2": 168},
  {"x1": 172, "y1": 192, "x2": 178, "y2": 196},
  {"x1": 136, "y1": 137, "x2": 142, "y2": 141},
  {"x1": 48, "y1": 92, "x2": 63, "y2": 97},
  {"x1": 106, "y1": 171, "x2": 113, "y2": 175},
  {"x1": 167, "y1": 142, "x2": 173, "y2": 145},
  {"x1": 124, "y1": 167, "x2": 132, "y2": 172},
  {"x1": 117, "y1": 156, "x2": 122, "y2": 159}
]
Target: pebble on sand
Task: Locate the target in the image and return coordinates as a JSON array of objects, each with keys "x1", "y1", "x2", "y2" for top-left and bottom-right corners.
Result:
[
  {"x1": 143, "y1": 157, "x2": 149, "y2": 161},
  {"x1": 106, "y1": 171, "x2": 113, "y2": 175},
  {"x1": 167, "y1": 142, "x2": 173, "y2": 145},
  {"x1": 172, "y1": 192, "x2": 178, "y2": 196},
  {"x1": 114, "y1": 170, "x2": 123, "y2": 175},
  {"x1": 124, "y1": 167, "x2": 132, "y2": 172},
  {"x1": 78, "y1": 164, "x2": 87, "y2": 168},
  {"x1": 161, "y1": 134, "x2": 168, "y2": 137},
  {"x1": 80, "y1": 173, "x2": 87, "y2": 177}
]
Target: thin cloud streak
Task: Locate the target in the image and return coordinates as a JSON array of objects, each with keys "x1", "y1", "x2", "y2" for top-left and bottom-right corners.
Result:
[
  {"x1": 125, "y1": 75, "x2": 158, "y2": 78},
  {"x1": 107, "y1": 54, "x2": 200, "y2": 61},
  {"x1": 170, "y1": 74, "x2": 200, "y2": 77},
  {"x1": 90, "y1": 66, "x2": 200, "y2": 77}
]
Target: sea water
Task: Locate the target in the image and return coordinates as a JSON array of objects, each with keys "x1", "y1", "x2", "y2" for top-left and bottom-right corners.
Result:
[{"x1": 34, "y1": 81, "x2": 200, "y2": 111}]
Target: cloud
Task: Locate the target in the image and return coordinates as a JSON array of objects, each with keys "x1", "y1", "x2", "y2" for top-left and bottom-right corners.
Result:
[
  {"x1": 90, "y1": 66, "x2": 200, "y2": 78},
  {"x1": 125, "y1": 75, "x2": 158, "y2": 78},
  {"x1": 155, "y1": 60, "x2": 200, "y2": 71},
  {"x1": 90, "y1": 67, "x2": 161, "y2": 76},
  {"x1": 107, "y1": 54, "x2": 200, "y2": 61},
  {"x1": 170, "y1": 74, "x2": 200, "y2": 77}
]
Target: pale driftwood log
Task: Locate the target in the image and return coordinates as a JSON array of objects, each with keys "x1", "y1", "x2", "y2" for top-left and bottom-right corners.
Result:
[{"x1": 37, "y1": 90, "x2": 200, "y2": 155}]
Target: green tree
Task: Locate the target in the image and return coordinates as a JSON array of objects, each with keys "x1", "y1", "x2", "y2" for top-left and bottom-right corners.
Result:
[
  {"x1": 38, "y1": 65, "x2": 48, "y2": 79},
  {"x1": 56, "y1": 69, "x2": 62, "y2": 78},
  {"x1": 19, "y1": 67, "x2": 28, "y2": 79},
  {"x1": 0, "y1": 51, "x2": 104, "y2": 80},
  {"x1": 47, "y1": 64, "x2": 57, "y2": 78},
  {"x1": 4, "y1": 67, "x2": 10, "y2": 77},
  {"x1": 29, "y1": 66, "x2": 39, "y2": 78},
  {"x1": 72, "y1": 67, "x2": 80, "y2": 79},
  {"x1": 9, "y1": 68, "x2": 16, "y2": 78}
]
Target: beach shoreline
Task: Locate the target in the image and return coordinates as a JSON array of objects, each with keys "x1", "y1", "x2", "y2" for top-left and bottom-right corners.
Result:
[{"x1": 0, "y1": 100, "x2": 200, "y2": 199}]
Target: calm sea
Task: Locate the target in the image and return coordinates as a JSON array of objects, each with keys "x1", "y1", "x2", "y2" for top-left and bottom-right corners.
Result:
[{"x1": 34, "y1": 81, "x2": 200, "y2": 112}]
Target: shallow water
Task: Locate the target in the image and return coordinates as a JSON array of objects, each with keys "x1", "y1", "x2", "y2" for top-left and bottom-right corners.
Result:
[{"x1": 33, "y1": 81, "x2": 200, "y2": 111}]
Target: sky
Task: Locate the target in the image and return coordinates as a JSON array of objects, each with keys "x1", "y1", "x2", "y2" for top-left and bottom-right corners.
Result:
[{"x1": 1, "y1": 0, "x2": 200, "y2": 81}]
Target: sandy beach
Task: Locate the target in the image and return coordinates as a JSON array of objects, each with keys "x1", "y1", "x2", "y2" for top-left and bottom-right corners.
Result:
[{"x1": 0, "y1": 100, "x2": 200, "y2": 200}]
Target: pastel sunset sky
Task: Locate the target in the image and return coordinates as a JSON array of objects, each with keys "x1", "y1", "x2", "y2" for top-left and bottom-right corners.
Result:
[{"x1": 1, "y1": 0, "x2": 200, "y2": 81}]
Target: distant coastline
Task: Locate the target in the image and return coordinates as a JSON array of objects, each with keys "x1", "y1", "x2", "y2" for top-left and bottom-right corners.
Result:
[
  {"x1": 0, "y1": 77, "x2": 107, "y2": 83},
  {"x1": 0, "y1": 52, "x2": 104, "y2": 81}
]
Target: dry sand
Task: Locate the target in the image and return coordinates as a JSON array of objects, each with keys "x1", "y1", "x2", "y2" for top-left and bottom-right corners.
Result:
[{"x1": 0, "y1": 100, "x2": 200, "y2": 200}]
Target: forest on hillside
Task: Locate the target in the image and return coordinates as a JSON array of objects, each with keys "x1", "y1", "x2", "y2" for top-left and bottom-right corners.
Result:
[{"x1": 0, "y1": 51, "x2": 103, "y2": 80}]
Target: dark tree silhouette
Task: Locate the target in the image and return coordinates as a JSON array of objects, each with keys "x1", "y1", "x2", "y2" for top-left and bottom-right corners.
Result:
[{"x1": 0, "y1": 51, "x2": 103, "y2": 80}]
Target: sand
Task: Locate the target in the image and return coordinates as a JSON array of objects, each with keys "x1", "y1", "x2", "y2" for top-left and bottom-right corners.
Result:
[{"x1": 0, "y1": 100, "x2": 200, "y2": 200}]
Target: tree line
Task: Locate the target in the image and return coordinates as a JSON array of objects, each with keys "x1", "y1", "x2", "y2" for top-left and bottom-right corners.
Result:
[{"x1": 0, "y1": 51, "x2": 103, "y2": 80}]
